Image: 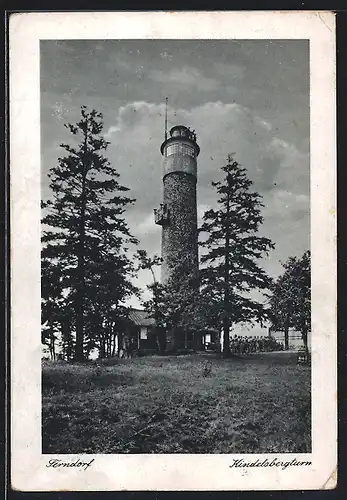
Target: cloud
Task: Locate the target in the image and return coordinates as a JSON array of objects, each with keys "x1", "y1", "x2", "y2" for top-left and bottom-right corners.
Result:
[
  {"x1": 265, "y1": 137, "x2": 309, "y2": 194},
  {"x1": 136, "y1": 212, "x2": 160, "y2": 237},
  {"x1": 254, "y1": 116, "x2": 272, "y2": 132},
  {"x1": 148, "y1": 67, "x2": 220, "y2": 92}
]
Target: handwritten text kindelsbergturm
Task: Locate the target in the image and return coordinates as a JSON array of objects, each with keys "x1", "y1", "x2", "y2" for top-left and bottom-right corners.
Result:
[
  {"x1": 46, "y1": 459, "x2": 95, "y2": 471},
  {"x1": 229, "y1": 458, "x2": 312, "y2": 471}
]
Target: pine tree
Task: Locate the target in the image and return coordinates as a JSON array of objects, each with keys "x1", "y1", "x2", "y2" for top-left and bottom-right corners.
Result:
[
  {"x1": 200, "y1": 155, "x2": 275, "y2": 356},
  {"x1": 42, "y1": 106, "x2": 137, "y2": 361}
]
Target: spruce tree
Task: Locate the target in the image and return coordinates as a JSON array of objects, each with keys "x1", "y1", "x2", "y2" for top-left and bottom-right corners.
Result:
[
  {"x1": 200, "y1": 155, "x2": 275, "y2": 356},
  {"x1": 42, "y1": 106, "x2": 137, "y2": 361}
]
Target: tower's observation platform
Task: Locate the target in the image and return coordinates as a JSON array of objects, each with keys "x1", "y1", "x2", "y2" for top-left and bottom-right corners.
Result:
[{"x1": 160, "y1": 125, "x2": 200, "y2": 180}]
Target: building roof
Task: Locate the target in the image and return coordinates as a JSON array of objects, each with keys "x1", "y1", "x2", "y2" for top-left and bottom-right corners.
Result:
[
  {"x1": 128, "y1": 308, "x2": 155, "y2": 327},
  {"x1": 170, "y1": 125, "x2": 189, "y2": 135},
  {"x1": 160, "y1": 123, "x2": 200, "y2": 156}
]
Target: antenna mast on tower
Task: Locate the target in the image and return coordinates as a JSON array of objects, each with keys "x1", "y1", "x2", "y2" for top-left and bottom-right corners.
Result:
[{"x1": 164, "y1": 97, "x2": 168, "y2": 141}]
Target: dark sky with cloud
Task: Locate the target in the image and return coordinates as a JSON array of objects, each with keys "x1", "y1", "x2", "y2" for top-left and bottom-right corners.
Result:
[{"x1": 41, "y1": 39, "x2": 309, "y2": 331}]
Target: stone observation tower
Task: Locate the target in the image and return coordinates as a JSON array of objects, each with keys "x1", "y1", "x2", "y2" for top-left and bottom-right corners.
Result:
[
  {"x1": 154, "y1": 124, "x2": 200, "y2": 286},
  {"x1": 154, "y1": 109, "x2": 200, "y2": 349}
]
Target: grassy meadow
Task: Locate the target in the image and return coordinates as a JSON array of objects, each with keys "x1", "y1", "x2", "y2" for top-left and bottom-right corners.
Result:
[{"x1": 42, "y1": 352, "x2": 311, "y2": 454}]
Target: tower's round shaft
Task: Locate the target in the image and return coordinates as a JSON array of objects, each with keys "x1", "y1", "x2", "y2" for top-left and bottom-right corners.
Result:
[{"x1": 155, "y1": 125, "x2": 200, "y2": 286}]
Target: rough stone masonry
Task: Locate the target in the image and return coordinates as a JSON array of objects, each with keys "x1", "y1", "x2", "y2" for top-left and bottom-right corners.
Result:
[{"x1": 154, "y1": 125, "x2": 200, "y2": 349}]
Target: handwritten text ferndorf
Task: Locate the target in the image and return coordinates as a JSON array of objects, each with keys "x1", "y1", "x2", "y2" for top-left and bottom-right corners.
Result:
[{"x1": 46, "y1": 458, "x2": 95, "y2": 471}]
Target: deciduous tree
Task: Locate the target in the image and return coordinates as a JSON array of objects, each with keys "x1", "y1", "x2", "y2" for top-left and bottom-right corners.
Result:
[
  {"x1": 269, "y1": 251, "x2": 311, "y2": 352},
  {"x1": 136, "y1": 250, "x2": 167, "y2": 354}
]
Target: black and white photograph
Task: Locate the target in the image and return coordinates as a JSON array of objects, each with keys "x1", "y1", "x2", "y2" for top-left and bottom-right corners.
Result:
[
  {"x1": 10, "y1": 11, "x2": 336, "y2": 491},
  {"x1": 40, "y1": 38, "x2": 312, "y2": 455}
]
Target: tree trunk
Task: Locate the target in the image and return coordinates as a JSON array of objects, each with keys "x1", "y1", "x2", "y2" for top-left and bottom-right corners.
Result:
[
  {"x1": 99, "y1": 339, "x2": 104, "y2": 359},
  {"x1": 222, "y1": 191, "x2": 231, "y2": 358},
  {"x1": 75, "y1": 297, "x2": 84, "y2": 360},
  {"x1": 118, "y1": 331, "x2": 124, "y2": 357},
  {"x1": 302, "y1": 327, "x2": 309, "y2": 356},
  {"x1": 222, "y1": 315, "x2": 231, "y2": 357},
  {"x1": 192, "y1": 330, "x2": 197, "y2": 351},
  {"x1": 156, "y1": 327, "x2": 166, "y2": 355},
  {"x1": 61, "y1": 320, "x2": 70, "y2": 360},
  {"x1": 108, "y1": 334, "x2": 112, "y2": 357},
  {"x1": 74, "y1": 132, "x2": 88, "y2": 361},
  {"x1": 153, "y1": 281, "x2": 166, "y2": 355},
  {"x1": 284, "y1": 322, "x2": 289, "y2": 351},
  {"x1": 75, "y1": 250, "x2": 86, "y2": 361},
  {"x1": 111, "y1": 332, "x2": 117, "y2": 357},
  {"x1": 49, "y1": 332, "x2": 56, "y2": 361}
]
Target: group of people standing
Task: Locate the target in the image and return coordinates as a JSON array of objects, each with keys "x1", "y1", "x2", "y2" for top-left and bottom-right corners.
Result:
[{"x1": 229, "y1": 335, "x2": 284, "y2": 355}]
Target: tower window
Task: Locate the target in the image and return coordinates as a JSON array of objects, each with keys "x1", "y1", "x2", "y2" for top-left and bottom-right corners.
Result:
[
  {"x1": 166, "y1": 143, "x2": 195, "y2": 157},
  {"x1": 181, "y1": 144, "x2": 195, "y2": 157}
]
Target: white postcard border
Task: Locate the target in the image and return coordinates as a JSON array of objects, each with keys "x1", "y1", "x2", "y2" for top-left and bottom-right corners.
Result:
[{"x1": 10, "y1": 11, "x2": 337, "y2": 491}]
